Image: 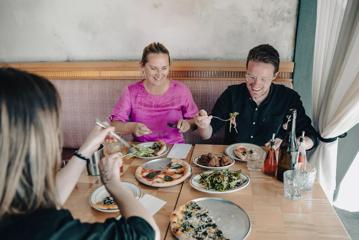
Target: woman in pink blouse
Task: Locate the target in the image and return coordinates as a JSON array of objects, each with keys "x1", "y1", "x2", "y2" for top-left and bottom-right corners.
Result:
[{"x1": 109, "y1": 42, "x2": 198, "y2": 144}]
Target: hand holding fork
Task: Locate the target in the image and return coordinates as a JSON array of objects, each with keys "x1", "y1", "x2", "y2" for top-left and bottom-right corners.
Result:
[
  {"x1": 194, "y1": 110, "x2": 213, "y2": 129},
  {"x1": 194, "y1": 110, "x2": 238, "y2": 133},
  {"x1": 167, "y1": 119, "x2": 191, "y2": 132},
  {"x1": 95, "y1": 119, "x2": 132, "y2": 149}
]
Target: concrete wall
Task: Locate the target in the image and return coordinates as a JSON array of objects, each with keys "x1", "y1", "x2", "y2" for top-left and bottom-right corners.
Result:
[{"x1": 0, "y1": 0, "x2": 298, "y2": 62}]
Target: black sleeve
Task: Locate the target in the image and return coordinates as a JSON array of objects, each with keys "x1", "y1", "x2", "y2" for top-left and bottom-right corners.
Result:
[
  {"x1": 288, "y1": 91, "x2": 318, "y2": 149},
  {"x1": 210, "y1": 87, "x2": 233, "y2": 134},
  {"x1": 59, "y1": 216, "x2": 155, "y2": 240}
]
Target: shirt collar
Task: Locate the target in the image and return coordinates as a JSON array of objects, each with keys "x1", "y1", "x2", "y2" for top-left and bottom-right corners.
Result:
[{"x1": 246, "y1": 83, "x2": 274, "y2": 107}]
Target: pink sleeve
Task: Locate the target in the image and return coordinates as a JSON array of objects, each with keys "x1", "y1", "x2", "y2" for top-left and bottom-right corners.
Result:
[
  {"x1": 182, "y1": 86, "x2": 198, "y2": 119},
  {"x1": 109, "y1": 86, "x2": 132, "y2": 122}
]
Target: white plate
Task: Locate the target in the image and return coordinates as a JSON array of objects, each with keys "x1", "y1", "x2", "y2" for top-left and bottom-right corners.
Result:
[
  {"x1": 192, "y1": 154, "x2": 235, "y2": 170},
  {"x1": 89, "y1": 182, "x2": 142, "y2": 213},
  {"x1": 225, "y1": 143, "x2": 266, "y2": 162},
  {"x1": 171, "y1": 198, "x2": 251, "y2": 240},
  {"x1": 190, "y1": 170, "x2": 250, "y2": 194},
  {"x1": 130, "y1": 142, "x2": 169, "y2": 160}
]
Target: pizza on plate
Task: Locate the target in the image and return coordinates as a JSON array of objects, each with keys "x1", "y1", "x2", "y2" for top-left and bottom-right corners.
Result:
[
  {"x1": 170, "y1": 201, "x2": 229, "y2": 240},
  {"x1": 233, "y1": 146, "x2": 253, "y2": 161},
  {"x1": 93, "y1": 196, "x2": 119, "y2": 211},
  {"x1": 135, "y1": 159, "x2": 191, "y2": 187}
]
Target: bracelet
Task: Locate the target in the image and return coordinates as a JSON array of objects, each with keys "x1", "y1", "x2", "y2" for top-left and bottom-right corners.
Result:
[{"x1": 74, "y1": 151, "x2": 90, "y2": 163}]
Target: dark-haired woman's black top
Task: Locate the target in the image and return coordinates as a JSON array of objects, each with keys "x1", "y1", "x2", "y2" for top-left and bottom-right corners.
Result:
[
  {"x1": 0, "y1": 208, "x2": 154, "y2": 240},
  {"x1": 210, "y1": 83, "x2": 318, "y2": 148}
]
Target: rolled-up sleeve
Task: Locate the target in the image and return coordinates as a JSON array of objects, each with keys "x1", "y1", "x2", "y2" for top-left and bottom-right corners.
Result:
[
  {"x1": 109, "y1": 87, "x2": 132, "y2": 122},
  {"x1": 181, "y1": 87, "x2": 198, "y2": 119}
]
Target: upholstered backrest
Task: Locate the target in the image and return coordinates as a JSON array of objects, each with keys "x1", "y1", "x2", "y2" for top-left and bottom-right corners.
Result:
[
  {"x1": 51, "y1": 78, "x2": 240, "y2": 147},
  {"x1": 3, "y1": 61, "x2": 293, "y2": 148}
]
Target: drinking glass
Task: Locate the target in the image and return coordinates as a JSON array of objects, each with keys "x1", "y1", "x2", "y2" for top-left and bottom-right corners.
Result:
[
  {"x1": 247, "y1": 151, "x2": 263, "y2": 171},
  {"x1": 103, "y1": 136, "x2": 129, "y2": 175},
  {"x1": 301, "y1": 166, "x2": 317, "y2": 191},
  {"x1": 283, "y1": 170, "x2": 305, "y2": 200},
  {"x1": 87, "y1": 145, "x2": 104, "y2": 176}
]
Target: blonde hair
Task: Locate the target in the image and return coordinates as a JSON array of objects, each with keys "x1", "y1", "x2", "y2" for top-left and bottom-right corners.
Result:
[
  {"x1": 140, "y1": 42, "x2": 171, "y2": 66},
  {"x1": 0, "y1": 68, "x2": 62, "y2": 217}
]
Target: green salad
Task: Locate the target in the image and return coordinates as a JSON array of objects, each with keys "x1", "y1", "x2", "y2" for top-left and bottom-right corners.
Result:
[
  {"x1": 129, "y1": 142, "x2": 163, "y2": 157},
  {"x1": 199, "y1": 169, "x2": 245, "y2": 191},
  {"x1": 130, "y1": 146, "x2": 156, "y2": 157}
]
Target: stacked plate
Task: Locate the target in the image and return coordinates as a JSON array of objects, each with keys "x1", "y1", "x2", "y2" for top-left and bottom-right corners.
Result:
[{"x1": 89, "y1": 182, "x2": 142, "y2": 213}]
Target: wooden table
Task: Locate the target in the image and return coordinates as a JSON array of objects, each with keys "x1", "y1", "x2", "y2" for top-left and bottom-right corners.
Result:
[
  {"x1": 65, "y1": 144, "x2": 350, "y2": 240},
  {"x1": 64, "y1": 145, "x2": 193, "y2": 239},
  {"x1": 164, "y1": 144, "x2": 349, "y2": 240}
]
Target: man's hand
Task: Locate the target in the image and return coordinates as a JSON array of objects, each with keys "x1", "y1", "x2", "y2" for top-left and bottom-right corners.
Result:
[
  {"x1": 195, "y1": 109, "x2": 212, "y2": 129},
  {"x1": 133, "y1": 123, "x2": 151, "y2": 137},
  {"x1": 297, "y1": 136, "x2": 314, "y2": 150}
]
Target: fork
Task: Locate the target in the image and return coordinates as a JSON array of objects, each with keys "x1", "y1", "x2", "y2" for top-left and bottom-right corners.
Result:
[
  {"x1": 212, "y1": 115, "x2": 238, "y2": 133},
  {"x1": 95, "y1": 119, "x2": 132, "y2": 149},
  {"x1": 211, "y1": 115, "x2": 230, "y2": 122}
]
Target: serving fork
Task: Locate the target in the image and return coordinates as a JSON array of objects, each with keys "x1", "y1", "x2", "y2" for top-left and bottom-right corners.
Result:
[{"x1": 95, "y1": 119, "x2": 132, "y2": 148}]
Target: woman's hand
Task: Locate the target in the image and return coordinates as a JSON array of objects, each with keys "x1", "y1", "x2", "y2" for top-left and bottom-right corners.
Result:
[
  {"x1": 78, "y1": 126, "x2": 115, "y2": 158},
  {"x1": 56, "y1": 125, "x2": 115, "y2": 204},
  {"x1": 194, "y1": 109, "x2": 212, "y2": 129},
  {"x1": 134, "y1": 123, "x2": 152, "y2": 137},
  {"x1": 99, "y1": 152, "x2": 123, "y2": 186},
  {"x1": 177, "y1": 119, "x2": 191, "y2": 133}
]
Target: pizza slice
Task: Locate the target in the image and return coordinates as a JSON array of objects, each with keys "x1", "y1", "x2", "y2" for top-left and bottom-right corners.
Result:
[
  {"x1": 94, "y1": 196, "x2": 119, "y2": 211},
  {"x1": 135, "y1": 159, "x2": 191, "y2": 187},
  {"x1": 151, "y1": 140, "x2": 167, "y2": 156},
  {"x1": 170, "y1": 201, "x2": 229, "y2": 240},
  {"x1": 233, "y1": 146, "x2": 253, "y2": 161}
]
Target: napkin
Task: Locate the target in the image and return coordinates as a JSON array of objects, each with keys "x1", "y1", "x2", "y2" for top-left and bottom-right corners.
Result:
[
  {"x1": 167, "y1": 144, "x2": 192, "y2": 159},
  {"x1": 139, "y1": 194, "x2": 167, "y2": 216}
]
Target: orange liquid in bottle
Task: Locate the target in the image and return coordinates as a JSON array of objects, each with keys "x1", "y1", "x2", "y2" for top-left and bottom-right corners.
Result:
[{"x1": 263, "y1": 147, "x2": 277, "y2": 176}]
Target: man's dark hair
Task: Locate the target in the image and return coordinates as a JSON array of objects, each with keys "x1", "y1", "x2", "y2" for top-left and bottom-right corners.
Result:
[{"x1": 246, "y1": 44, "x2": 280, "y2": 74}]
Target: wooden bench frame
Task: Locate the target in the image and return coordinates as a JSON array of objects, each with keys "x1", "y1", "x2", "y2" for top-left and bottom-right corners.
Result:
[{"x1": 2, "y1": 60, "x2": 294, "y2": 86}]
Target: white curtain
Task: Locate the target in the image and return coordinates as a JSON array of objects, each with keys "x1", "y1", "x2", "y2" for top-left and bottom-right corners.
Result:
[{"x1": 311, "y1": 0, "x2": 359, "y2": 211}]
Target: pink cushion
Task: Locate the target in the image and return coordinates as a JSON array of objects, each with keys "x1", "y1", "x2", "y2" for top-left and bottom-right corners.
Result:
[{"x1": 52, "y1": 79, "x2": 289, "y2": 147}]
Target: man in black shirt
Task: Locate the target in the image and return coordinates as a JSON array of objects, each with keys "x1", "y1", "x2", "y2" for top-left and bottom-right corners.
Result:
[{"x1": 195, "y1": 44, "x2": 317, "y2": 150}]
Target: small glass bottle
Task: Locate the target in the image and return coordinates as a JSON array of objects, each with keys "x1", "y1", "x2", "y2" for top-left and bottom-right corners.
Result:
[
  {"x1": 263, "y1": 133, "x2": 277, "y2": 176},
  {"x1": 295, "y1": 131, "x2": 307, "y2": 171},
  {"x1": 276, "y1": 109, "x2": 298, "y2": 182}
]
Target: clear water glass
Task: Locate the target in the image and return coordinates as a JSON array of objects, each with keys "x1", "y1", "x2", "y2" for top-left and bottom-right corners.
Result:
[
  {"x1": 301, "y1": 166, "x2": 317, "y2": 191},
  {"x1": 283, "y1": 170, "x2": 306, "y2": 200},
  {"x1": 247, "y1": 151, "x2": 263, "y2": 171}
]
